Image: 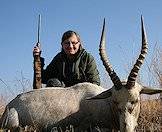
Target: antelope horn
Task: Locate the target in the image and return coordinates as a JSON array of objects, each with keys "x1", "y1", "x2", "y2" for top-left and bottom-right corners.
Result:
[
  {"x1": 99, "y1": 18, "x2": 122, "y2": 90},
  {"x1": 126, "y1": 16, "x2": 148, "y2": 88}
]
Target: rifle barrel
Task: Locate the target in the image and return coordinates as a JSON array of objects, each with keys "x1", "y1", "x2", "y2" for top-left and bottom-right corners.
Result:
[{"x1": 37, "y1": 14, "x2": 41, "y2": 44}]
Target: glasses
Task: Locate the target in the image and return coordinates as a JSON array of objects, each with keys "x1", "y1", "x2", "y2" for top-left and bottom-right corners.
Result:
[{"x1": 63, "y1": 41, "x2": 80, "y2": 46}]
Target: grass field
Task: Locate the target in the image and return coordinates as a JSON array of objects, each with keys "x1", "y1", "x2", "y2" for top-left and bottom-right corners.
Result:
[{"x1": 137, "y1": 99, "x2": 162, "y2": 131}]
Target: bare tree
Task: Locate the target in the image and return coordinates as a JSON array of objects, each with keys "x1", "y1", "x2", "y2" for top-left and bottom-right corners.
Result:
[{"x1": 146, "y1": 43, "x2": 162, "y2": 99}]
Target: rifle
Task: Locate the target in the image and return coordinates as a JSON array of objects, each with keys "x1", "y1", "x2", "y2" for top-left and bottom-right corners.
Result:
[{"x1": 33, "y1": 14, "x2": 42, "y2": 89}]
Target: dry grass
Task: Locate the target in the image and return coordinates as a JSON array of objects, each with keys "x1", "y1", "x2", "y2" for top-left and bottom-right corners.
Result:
[
  {"x1": 0, "y1": 100, "x2": 5, "y2": 132},
  {"x1": 137, "y1": 99, "x2": 162, "y2": 132},
  {"x1": 0, "y1": 97, "x2": 5, "y2": 118}
]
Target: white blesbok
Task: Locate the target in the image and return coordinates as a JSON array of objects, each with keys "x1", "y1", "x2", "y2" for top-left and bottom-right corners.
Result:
[{"x1": 0, "y1": 16, "x2": 162, "y2": 132}]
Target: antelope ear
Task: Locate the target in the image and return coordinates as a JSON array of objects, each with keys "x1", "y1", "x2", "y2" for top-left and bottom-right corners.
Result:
[
  {"x1": 140, "y1": 86, "x2": 162, "y2": 95},
  {"x1": 86, "y1": 88, "x2": 112, "y2": 100}
]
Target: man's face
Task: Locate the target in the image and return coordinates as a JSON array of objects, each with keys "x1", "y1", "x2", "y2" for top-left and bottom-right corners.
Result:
[{"x1": 62, "y1": 34, "x2": 80, "y2": 57}]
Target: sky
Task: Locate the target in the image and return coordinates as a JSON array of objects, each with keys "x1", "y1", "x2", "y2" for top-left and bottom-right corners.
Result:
[{"x1": 0, "y1": 0, "x2": 162, "y2": 99}]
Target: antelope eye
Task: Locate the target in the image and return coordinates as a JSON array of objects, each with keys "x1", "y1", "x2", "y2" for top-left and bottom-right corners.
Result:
[
  {"x1": 131, "y1": 101, "x2": 135, "y2": 104},
  {"x1": 131, "y1": 99, "x2": 138, "y2": 104}
]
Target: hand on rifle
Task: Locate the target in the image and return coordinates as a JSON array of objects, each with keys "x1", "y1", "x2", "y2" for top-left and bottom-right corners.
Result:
[{"x1": 33, "y1": 43, "x2": 41, "y2": 56}]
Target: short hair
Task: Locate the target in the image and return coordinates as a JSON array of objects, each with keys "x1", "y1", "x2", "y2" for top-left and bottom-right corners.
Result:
[{"x1": 61, "y1": 30, "x2": 81, "y2": 43}]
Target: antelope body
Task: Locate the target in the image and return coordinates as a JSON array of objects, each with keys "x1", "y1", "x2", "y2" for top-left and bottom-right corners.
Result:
[
  {"x1": 0, "y1": 16, "x2": 162, "y2": 132},
  {"x1": 0, "y1": 83, "x2": 107, "y2": 131}
]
